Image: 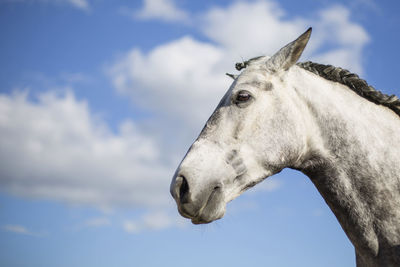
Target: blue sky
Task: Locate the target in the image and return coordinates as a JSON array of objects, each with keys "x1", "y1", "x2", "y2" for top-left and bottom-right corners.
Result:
[{"x1": 0, "y1": 0, "x2": 399, "y2": 266}]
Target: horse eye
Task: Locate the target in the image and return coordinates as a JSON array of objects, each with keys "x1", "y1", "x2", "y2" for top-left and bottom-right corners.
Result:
[{"x1": 235, "y1": 91, "x2": 251, "y2": 103}]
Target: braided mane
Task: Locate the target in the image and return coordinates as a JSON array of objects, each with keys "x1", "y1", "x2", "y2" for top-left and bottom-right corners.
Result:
[
  {"x1": 235, "y1": 58, "x2": 400, "y2": 117},
  {"x1": 297, "y1": 61, "x2": 400, "y2": 117}
]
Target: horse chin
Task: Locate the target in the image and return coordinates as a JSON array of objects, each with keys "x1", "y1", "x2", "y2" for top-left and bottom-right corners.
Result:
[
  {"x1": 190, "y1": 208, "x2": 225, "y2": 225},
  {"x1": 190, "y1": 188, "x2": 226, "y2": 224},
  {"x1": 176, "y1": 198, "x2": 225, "y2": 224}
]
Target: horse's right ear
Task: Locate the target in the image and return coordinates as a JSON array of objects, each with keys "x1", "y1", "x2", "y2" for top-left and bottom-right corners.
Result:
[{"x1": 266, "y1": 27, "x2": 312, "y2": 72}]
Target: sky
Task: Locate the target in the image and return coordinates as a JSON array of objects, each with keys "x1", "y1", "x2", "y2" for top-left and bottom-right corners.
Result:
[{"x1": 0, "y1": 0, "x2": 399, "y2": 266}]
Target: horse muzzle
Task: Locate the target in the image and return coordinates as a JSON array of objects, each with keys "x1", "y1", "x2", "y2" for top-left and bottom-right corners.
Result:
[{"x1": 170, "y1": 174, "x2": 226, "y2": 224}]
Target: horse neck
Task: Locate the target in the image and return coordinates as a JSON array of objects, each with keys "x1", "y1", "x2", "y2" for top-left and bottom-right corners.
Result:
[{"x1": 291, "y1": 68, "x2": 400, "y2": 260}]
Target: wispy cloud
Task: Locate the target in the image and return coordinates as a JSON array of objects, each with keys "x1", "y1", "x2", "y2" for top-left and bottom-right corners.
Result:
[
  {"x1": 4, "y1": 0, "x2": 90, "y2": 11},
  {"x1": 21, "y1": 71, "x2": 92, "y2": 89},
  {"x1": 130, "y1": 0, "x2": 188, "y2": 22},
  {"x1": 123, "y1": 211, "x2": 185, "y2": 233},
  {"x1": 83, "y1": 217, "x2": 111, "y2": 227},
  {"x1": 2, "y1": 224, "x2": 43, "y2": 236},
  {"x1": 66, "y1": 0, "x2": 89, "y2": 11}
]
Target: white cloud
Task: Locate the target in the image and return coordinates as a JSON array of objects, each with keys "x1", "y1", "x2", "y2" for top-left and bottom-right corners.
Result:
[
  {"x1": 310, "y1": 5, "x2": 370, "y2": 74},
  {"x1": 134, "y1": 0, "x2": 188, "y2": 22},
  {"x1": 0, "y1": 90, "x2": 173, "y2": 209},
  {"x1": 109, "y1": 36, "x2": 230, "y2": 128},
  {"x1": 201, "y1": 0, "x2": 307, "y2": 59}
]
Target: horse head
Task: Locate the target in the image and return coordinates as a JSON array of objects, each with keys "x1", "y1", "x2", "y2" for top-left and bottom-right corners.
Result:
[{"x1": 170, "y1": 28, "x2": 313, "y2": 224}]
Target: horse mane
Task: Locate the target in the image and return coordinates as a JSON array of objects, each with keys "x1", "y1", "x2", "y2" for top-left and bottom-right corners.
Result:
[
  {"x1": 297, "y1": 61, "x2": 400, "y2": 117},
  {"x1": 235, "y1": 58, "x2": 400, "y2": 117}
]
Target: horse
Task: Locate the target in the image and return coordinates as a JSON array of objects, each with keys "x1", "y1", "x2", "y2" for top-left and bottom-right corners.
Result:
[{"x1": 170, "y1": 28, "x2": 400, "y2": 266}]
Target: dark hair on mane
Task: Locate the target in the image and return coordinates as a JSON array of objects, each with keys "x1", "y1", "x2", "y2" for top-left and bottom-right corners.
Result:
[
  {"x1": 235, "y1": 58, "x2": 400, "y2": 117},
  {"x1": 297, "y1": 61, "x2": 400, "y2": 117}
]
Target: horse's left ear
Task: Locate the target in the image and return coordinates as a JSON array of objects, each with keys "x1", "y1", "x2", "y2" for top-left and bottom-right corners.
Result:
[{"x1": 266, "y1": 27, "x2": 312, "y2": 72}]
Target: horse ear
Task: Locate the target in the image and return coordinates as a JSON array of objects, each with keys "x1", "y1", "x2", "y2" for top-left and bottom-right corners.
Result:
[{"x1": 266, "y1": 27, "x2": 312, "y2": 72}]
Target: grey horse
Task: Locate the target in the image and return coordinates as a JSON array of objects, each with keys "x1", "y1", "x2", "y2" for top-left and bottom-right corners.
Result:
[{"x1": 170, "y1": 28, "x2": 400, "y2": 266}]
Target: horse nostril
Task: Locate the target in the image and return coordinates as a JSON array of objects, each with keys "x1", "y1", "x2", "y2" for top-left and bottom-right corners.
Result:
[{"x1": 178, "y1": 175, "x2": 190, "y2": 204}]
